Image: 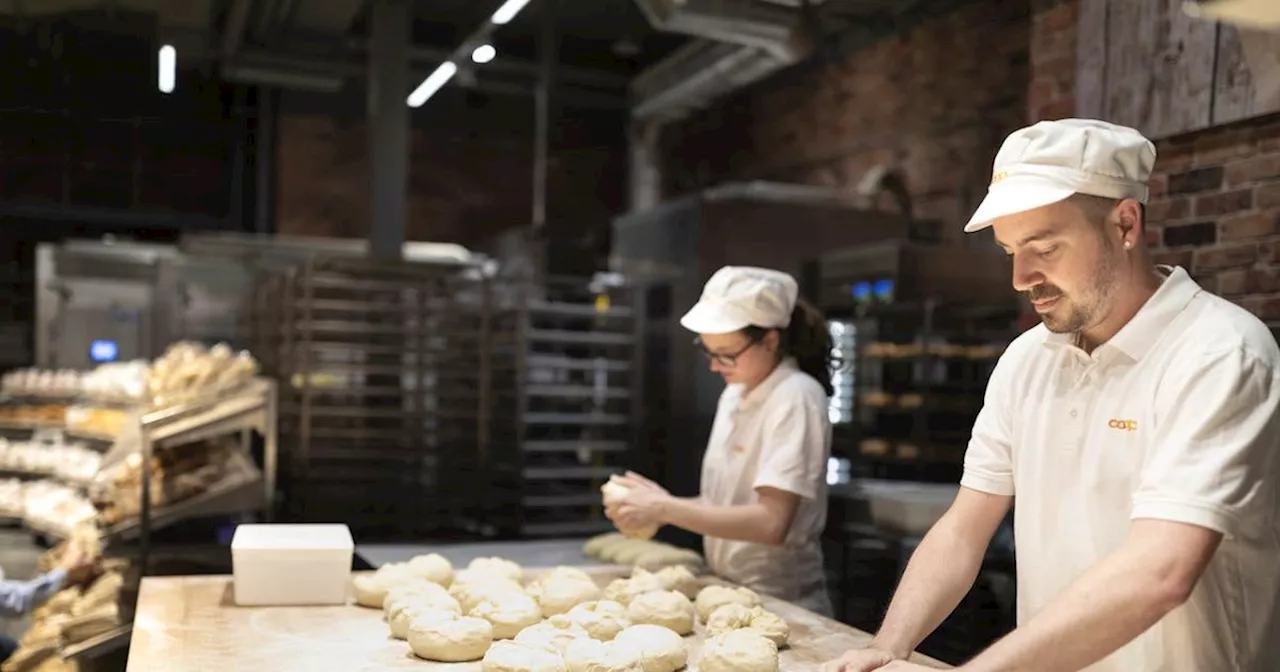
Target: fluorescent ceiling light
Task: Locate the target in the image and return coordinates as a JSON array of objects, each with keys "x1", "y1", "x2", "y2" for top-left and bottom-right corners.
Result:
[
  {"x1": 472, "y1": 44, "x2": 496, "y2": 63},
  {"x1": 158, "y1": 45, "x2": 176, "y2": 93},
  {"x1": 407, "y1": 62, "x2": 458, "y2": 107},
  {"x1": 491, "y1": 0, "x2": 533, "y2": 25}
]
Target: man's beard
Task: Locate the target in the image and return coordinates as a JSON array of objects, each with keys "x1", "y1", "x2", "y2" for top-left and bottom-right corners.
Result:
[{"x1": 1026, "y1": 251, "x2": 1118, "y2": 334}]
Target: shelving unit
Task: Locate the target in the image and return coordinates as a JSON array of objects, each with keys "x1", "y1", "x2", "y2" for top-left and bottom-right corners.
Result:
[
  {"x1": 250, "y1": 255, "x2": 490, "y2": 540},
  {"x1": 485, "y1": 275, "x2": 644, "y2": 538}
]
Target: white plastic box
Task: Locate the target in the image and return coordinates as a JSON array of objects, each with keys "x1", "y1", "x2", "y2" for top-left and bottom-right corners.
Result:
[{"x1": 231, "y1": 523, "x2": 354, "y2": 606}]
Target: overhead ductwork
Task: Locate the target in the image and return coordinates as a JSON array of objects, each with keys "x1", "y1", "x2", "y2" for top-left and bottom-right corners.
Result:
[{"x1": 630, "y1": 0, "x2": 824, "y2": 123}]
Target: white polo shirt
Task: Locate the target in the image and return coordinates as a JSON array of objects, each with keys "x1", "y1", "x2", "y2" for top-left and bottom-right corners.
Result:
[
  {"x1": 700, "y1": 357, "x2": 833, "y2": 613},
  {"x1": 963, "y1": 266, "x2": 1280, "y2": 672}
]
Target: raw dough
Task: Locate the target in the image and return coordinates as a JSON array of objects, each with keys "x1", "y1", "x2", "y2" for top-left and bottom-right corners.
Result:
[
  {"x1": 599, "y1": 539, "x2": 648, "y2": 564},
  {"x1": 613, "y1": 624, "x2": 688, "y2": 672},
  {"x1": 352, "y1": 563, "x2": 416, "y2": 608},
  {"x1": 633, "y1": 548, "x2": 703, "y2": 572},
  {"x1": 471, "y1": 592, "x2": 544, "y2": 639},
  {"x1": 407, "y1": 553, "x2": 454, "y2": 586},
  {"x1": 601, "y1": 478, "x2": 659, "y2": 540},
  {"x1": 468, "y1": 556, "x2": 524, "y2": 583},
  {"x1": 652, "y1": 566, "x2": 698, "y2": 598},
  {"x1": 527, "y1": 567, "x2": 602, "y2": 617},
  {"x1": 383, "y1": 580, "x2": 454, "y2": 619},
  {"x1": 694, "y1": 585, "x2": 761, "y2": 622},
  {"x1": 704, "y1": 604, "x2": 788, "y2": 646},
  {"x1": 514, "y1": 614, "x2": 591, "y2": 654},
  {"x1": 603, "y1": 571, "x2": 665, "y2": 606},
  {"x1": 625, "y1": 590, "x2": 694, "y2": 635},
  {"x1": 450, "y1": 575, "x2": 528, "y2": 613},
  {"x1": 583, "y1": 532, "x2": 625, "y2": 558},
  {"x1": 565, "y1": 600, "x2": 631, "y2": 641},
  {"x1": 482, "y1": 640, "x2": 568, "y2": 672},
  {"x1": 698, "y1": 628, "x2": 779, "y2": 672},
  {"x1": 390, "y1": 605, "x2": 458, "y2": 640},
  {"x1": 407, "y1": 614, "x2": 494, "y2": 662},
  {"x1": 612, "y1": 542, "x2": 658, "y2": 566},
  {"x1": 563, "y1": 636, "x2": 645, "y2": 672}
]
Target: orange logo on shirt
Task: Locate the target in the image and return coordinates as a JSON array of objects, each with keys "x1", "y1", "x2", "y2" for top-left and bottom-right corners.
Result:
[
  {"x1": 991, "y1": 171, "x2": 1009, "y2": 185},
  {"x1": 1107, "y1": 419, "x2": 1138, "y2": 432},
  {"x1": 731, "y1": 445, "x2": 745, "y2": 454}
]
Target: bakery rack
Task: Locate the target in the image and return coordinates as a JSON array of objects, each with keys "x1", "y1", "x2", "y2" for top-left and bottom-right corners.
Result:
[
  {"x1": 483, "y1": 274, "x2": 645, "y2": 539},
  {"x1": 249, "y1": 255, "x2": 491, "y2": 540}
]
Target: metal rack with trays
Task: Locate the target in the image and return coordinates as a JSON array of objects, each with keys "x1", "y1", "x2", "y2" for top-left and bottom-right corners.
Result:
[
  {"x1": 249, "y1": 255, "x2": 492, "y2": 540},
  {"x1": 482, "y1": 274, "x2": 645, "y2": 539},
  {"x1": 849, "y1": 299, "x2": 1018, "y2": 482}
]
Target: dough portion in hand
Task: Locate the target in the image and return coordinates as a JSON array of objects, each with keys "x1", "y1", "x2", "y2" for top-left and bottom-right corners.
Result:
[
  {"x1": 698, "y1": 628, "x2": 779, "y2": 672},
  {"x1": 694, "y1": 585, "x2": 761, "y2": 622},
  {"x1": 563, "y1": 637, "x2": 645, "y2": 672},
  {"x1": 514, "y1": 614, "x2": 591, "y2": 654},
  {"x1": 407, "y1": 553, "x2": 454, "y2": 586},
  {"x1": 565, "y1": 600, "x2": 631, "y2": 641},
  {"x1": 481, "y1": 640, "x2": 568, "y2": 672},
  {"x1": 471, "y1": 592, "x2": 544, "y2": 639},
  {"x1": 467, "y1": 557, "x2": 525, "y2": 583},
  {"x1": 613, "y1": 624, "x2": 687, "y2": 672},
  {"x1": 704, "y1": 604, "x2": 789, "y2": 646},
  {"x1": 407, "y1": 614, "x2": 494, "y2": 662},
  {"x1": 527, "y1": 566, "x2": 603, "y2": 617},
  {"x1": 651, "y1": 566, "x2": 698, "y2": 598},
  {"x1": 626, "y1": 590, "x2": 694, "y2": 635},
  {"x1": 600, "y1": 477, "x2": 660, "y2": 540}
]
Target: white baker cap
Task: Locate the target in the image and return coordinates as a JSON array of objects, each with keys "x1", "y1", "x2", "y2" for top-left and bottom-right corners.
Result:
[
  {"x1": 964, "y1": 118, "x2": 1157, "y2": 233},
  {"x1": 680, "y1": 266, "x2": 799, "y2": 334}
]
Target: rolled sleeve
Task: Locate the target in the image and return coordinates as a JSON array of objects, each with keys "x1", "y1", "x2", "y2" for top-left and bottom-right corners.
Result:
[
  {"x1": 961, "y1": 350, "x2": 1017, "y2": 497},
  {"x1": 752, "y1": 400, "x2": 829, "y2": 501},
  {"x1": 1131, "y1": 347, "x2": 1280, "y2": 539}
]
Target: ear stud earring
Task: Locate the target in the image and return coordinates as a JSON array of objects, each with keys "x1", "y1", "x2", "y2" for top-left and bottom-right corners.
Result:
[{"x1": 1124, "y1": 241, "x2": 1132, "y2": 249}]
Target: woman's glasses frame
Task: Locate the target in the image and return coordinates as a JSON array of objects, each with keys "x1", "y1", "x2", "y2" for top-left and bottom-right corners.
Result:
[{"x1": 693, "y1": 335, "x2": 759, "y2": 368}]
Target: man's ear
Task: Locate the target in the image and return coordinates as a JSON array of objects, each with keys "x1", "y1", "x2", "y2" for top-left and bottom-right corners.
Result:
[{"x1": 1113, "y1": 198, "x2": 1144, "y2": 248}]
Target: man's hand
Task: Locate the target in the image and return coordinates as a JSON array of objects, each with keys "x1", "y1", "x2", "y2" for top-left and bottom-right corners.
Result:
[
  {"x1": 821, "y1": 646, "x2": 899, "y2": 672},
  {"x1": 57, "y1": 545, "x2": 100, "y2": 587}
]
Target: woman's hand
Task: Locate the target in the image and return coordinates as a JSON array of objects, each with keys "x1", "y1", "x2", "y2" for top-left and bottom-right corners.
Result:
[
  {"x1": 614, "y1": 471, "x2": 669, "y2": 495},
  {"x1": 610, "y1": 472, "x2": 673, "y2": 530}
]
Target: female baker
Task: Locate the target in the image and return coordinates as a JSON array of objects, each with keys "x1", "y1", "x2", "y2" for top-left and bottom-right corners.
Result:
[{"x1": 607, "y1": 265, "x2": 835, "y2": 615}]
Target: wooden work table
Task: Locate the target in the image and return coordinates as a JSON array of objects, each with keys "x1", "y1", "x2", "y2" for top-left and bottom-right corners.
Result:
[{"x1": 125, "y1": 567, "x2": 949, "y2": 671}]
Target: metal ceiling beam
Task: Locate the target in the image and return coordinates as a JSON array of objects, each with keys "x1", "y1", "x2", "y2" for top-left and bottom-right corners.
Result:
[
  {"x1": 219, "y1": 0, "x2": 252, "y2": 58},
  {"x1": 342, "y1": 38, "x2": 629, "y2": 90}
]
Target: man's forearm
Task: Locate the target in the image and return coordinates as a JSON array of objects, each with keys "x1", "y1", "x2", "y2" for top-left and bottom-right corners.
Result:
[
  {"x1": 872, "y1": 520, "x2": 990, "y2": 659},
  {"x1": 960, "y1": 543, "x2": 1184, "y2": 672},
  {"x1": 660, "y1": 497, "x2": 781, "y2": 545}
]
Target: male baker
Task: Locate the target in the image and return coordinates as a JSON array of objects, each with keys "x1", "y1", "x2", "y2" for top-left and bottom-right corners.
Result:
[{"x1": 825, "y1": 118, "x2": 1280, "y2": 671}]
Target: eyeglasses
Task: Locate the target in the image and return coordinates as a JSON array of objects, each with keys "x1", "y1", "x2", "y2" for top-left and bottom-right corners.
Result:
[{"x1": 693, "y1": 336, "x2": 759, "y2": 367}]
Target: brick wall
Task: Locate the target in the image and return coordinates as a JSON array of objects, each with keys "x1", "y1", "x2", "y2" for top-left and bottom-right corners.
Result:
[
  {"x1": 276, "y1": 89, "x2": 627, "y2": 250},
  {"x1": 660, "y1": 0, "x2": 1031, "y2": 244},
  {"x1": 1029, "y1": 0, "x2": 1280, "y2": 326}
]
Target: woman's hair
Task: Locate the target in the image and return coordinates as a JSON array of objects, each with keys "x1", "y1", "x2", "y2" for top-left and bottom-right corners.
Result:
[{"x1": 743, "y1": 297, "x2": 835, "y2": 396}]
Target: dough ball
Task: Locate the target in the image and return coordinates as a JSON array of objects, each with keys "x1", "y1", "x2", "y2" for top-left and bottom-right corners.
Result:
[
  {"x1": 698, "y1": 628, "x2": 779, "y2": 672},
  {"x1": 598, "y1": 539, "x2": 647, "y2": 564},
  {"x1": 613, "y1": 541, "x2": 659, "y2": 566},
  {"x1": 583, "y1": 532, "x2": 625, "y2": 559},
  {"x1": 468, "y1": 556, "x2": 524, "y2": 583},
  {"x1": 602, "y1": 571, "x2": 665, "y2": 606},
  {"x1": 633, "y1": 548, "x2": 703, "y2": 572},
  {"x1": 527, "y1": 567, "x2": 603, "y2": 617},
  {"x1": 451, "y1": 575, "x2": 527, "y2": 613},
  {"x1": 382, "y1": 580, "x2": 454, "y2": 619},
  {"x1": 471, "y1": 593, "x2": 544, "y2": 639},
  {"x1": 652, "y1": 566, "x2": 699, "y2": 598},
  {"x1": 389, "y1": 605, "x2": 457, "y2": 640},
  {"x1": 694, "y1": 585, "x2": 761, "y2": 622},
  {"x1": 565, "y1": 600, "x2": 631, "y2": 641},
  {"x1": 600, "y1": 479, "x2": 659, "y2": 541},
  {"x1": 613, "y1": 624, "x2": 688, "y2": 672},
  {"x1": 625, "y1": 590, "x2": 694, "y2": 635},
  {"x1": 563, "y1": 637, "x2": 644, "y2": 672},
  {"x1": 514, "y1": 614, "x2": 591, "y2": 654},
  {"x1": 744, "y1": 607, "x2": 790, "y2": 647},
  {"x1": 407, "y1": 553, "x2": 454, "y2": 586},
  {"x1": 352, "y1": 563, "x2": 416, "y2": 608},
  {"x1": 482, "y1": 640, "x2": 568, "y2": 672},
  {"x1": 407, "y1": 614, "x2": 493, "y2": 662}
]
